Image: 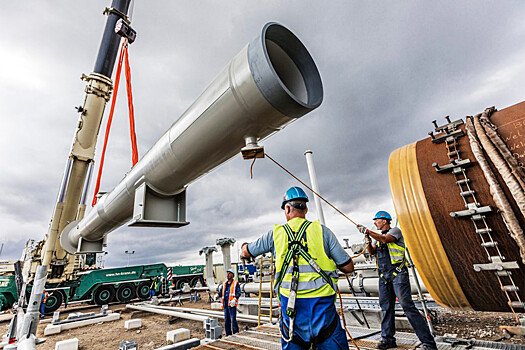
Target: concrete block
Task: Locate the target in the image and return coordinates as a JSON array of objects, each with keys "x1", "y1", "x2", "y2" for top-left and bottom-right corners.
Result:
[
  {"x1": 166, "y1": 328, "x2": 190, "y2": 343},
  {"x1": 44, "y1": 324, "x2": 62, "y2": 336},
  {"x1": 200, "y1": 338, "x2": 215, "y2": 345},
  {"x1": 45, "y1": 313, "x2": 120, "y2": 335},
  {"x1": 119, "y1": 340, "x2": 138, "y2": 350},
  {"x1": 55, "y1": 338, "x2": 79, "y2": 350},
  {"x1": 124, "y1": 318, "x2": 142, "y2": 330},
  {"x1": 210, "y1": 302, "x2": 222, "y2": 310},
  {"x1": 206, "y1": 325, "x2": 222, "y2": 340},
  {"x1": 204, "y1": 318, "x2": 218, "y2": 329},
  {"x1": 155, "y1": 338, "x2": 200, "y2": 350}
]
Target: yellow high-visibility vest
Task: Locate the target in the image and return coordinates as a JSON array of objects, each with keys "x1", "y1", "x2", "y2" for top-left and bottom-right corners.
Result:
[
  {"x1": 377, "y1": 238, "x2": 406, "y2": 265},
  {"x1": 273, "y1": 217, "x2": 338, "y2": 298},
  {"x1": 221, "y1": 280, "x2": 239, "y2": 309}
]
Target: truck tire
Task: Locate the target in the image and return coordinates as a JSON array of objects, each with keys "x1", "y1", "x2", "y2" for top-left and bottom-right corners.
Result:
[
  {"x1": 94, "y1": 285, "x2": 115, "y2": 305},
  {"x1": 175, "y1": 278, "x2": 189, "y2": 290},
  {"x1": 137, "y1": 281, "x2": 151, "y2": 300},
  {"x1": 117, "y1": 283, "x2": 136, "y2": 302},
  {"x1": 190, "y1": 276, "x2": 200, "y2": 287},
  {"x1": 44, "y1": 291, "x2": 63, "y2": 315}
]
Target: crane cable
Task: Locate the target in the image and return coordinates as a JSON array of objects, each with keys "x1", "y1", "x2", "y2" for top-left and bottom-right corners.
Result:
[
  {"x1": 264, "y1": 152, "x2": 361, "y2": 226},
  {"x1": 92, "y1": 39, "x2": 139, "y2": 206}
]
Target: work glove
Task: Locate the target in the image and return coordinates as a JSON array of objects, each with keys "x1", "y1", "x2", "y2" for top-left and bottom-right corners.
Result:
[
  {"x1": 357, "y1": 224, "x2": 369, "y2": 234},
  {"x1": 240, "y1": 243, "x2": 254, "y2": 263},
  {"x1": 228, "y1": 299, "x2": 237, "y2": 307}
]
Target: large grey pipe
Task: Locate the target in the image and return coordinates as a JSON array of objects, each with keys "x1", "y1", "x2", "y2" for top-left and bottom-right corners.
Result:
[
  {"x1": 61, "y1": 22, "x2": 323, "y2": 254},
  {"x1": 242, "y1": 273, "x2": 428, "y2": 295}
]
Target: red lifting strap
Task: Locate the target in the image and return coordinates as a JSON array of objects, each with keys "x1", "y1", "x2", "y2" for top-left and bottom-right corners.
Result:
[{"x1": 92, "y1": 40, "x2": 139, "y2": 206}]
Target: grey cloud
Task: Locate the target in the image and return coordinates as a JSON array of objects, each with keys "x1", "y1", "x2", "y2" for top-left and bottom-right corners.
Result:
[{"x1": 1, "y1": 1, "x2": 524, "y2": 268}]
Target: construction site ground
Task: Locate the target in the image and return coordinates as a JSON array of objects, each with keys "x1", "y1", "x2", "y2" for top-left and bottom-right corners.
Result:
[{"x1": 1, "y1": 300, "x2": 522, "y2": 349}]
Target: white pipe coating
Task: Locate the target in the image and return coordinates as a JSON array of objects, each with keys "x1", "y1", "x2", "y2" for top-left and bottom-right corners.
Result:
[
  {"x1": 242, "y1": 274, "x2": 427, "y2": 295},
  {"x1": 304, "y1": 150, "x2": 326, "y2": 226},
  {"x1": 126, "y1": 304, "x2": 208, "y2": 322},
  {"x1": 146, "y1": 304, "x2": 270, "y2": 324}
]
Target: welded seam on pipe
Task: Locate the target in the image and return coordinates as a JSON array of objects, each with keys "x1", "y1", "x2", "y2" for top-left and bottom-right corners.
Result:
[{"x1": 467, "y1": 114, "x2": 525, "y2": 264}]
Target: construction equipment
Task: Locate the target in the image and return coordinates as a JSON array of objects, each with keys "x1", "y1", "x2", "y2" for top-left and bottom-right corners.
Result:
[
  {"x1": 0, "y1": 259, "x2": 204, "y2": 312},
  {"x1": 3, "y1": 1, "x2": 324, "y2": 345}
]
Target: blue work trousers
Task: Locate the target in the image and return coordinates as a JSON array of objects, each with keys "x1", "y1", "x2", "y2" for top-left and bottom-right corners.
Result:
[
  {"x1": 280, "y1": 294, "x2": 349, "y2": 350},
  {"x1": 224, "y1": 306, "x2": 239, "y2": 336},
  {"x1": 379, "y1": 270, "x2": 436, "y2": 347}
]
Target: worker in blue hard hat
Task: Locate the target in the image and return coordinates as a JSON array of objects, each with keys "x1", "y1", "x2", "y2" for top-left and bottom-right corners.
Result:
[
  {"x1": 357, "y1": 211, "x2": 436, "y2": 350},
  {"x1": 241, "y1": 186, "x2": 354, "y2": 350},
  {"x1": 218, "y1": 268, "x2": 241, "y2": 336}
]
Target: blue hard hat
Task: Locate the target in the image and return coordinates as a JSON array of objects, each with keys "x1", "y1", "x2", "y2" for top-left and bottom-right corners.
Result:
[
  {"x1": 373, "y1": 211, "x2": 392, "y2": 221},
  {"x1": 227, "y1": 268, "x2": 235, "y2": 274},
  {"x1": 281, "y1": 186, "x2": 309, "y2": 209}
]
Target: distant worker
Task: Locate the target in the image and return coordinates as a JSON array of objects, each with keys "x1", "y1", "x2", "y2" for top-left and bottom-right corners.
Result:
[
  {"x1": 40, "y1": 290, "x2": 49, "y2": 318},
  {"x1": 150, "y1": 277, "x2": 158, "y2": 300},
  {"x1": 357, "y1": 211, "x2": 436, "y2": 350},
  {"x1": 218, "y1": 268, "x2": 241, "y2": 335},
  {"x1": 241, "y1": 186, "x2": 354, "y2": 350},
  {"x1": 243, "y1": 267, "x2": 250, "y2": 283}
]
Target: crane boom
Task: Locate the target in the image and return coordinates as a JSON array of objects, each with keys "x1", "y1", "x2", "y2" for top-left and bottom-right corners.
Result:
[{"x1": 41, "y1": 0, "x2": 132, "y2": 281}]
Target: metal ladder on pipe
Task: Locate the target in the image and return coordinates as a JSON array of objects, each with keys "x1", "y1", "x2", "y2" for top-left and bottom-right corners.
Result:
[{"x1": 257, "y1": 254, "x2": 276, "y2": 326}]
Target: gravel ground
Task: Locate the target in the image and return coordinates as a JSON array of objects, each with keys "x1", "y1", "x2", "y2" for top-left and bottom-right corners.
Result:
[
  {"x1": 2, "y1": 301, "x2": 523, "y2": 348},
  {"x1": 33, "y1": 300, "x2": 251, "y2": 350},
  {"x1": 430, "y1": 308, "x2": 524, "y2": 345}
]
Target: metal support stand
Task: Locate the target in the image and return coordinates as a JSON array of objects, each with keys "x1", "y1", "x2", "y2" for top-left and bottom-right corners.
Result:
[
  {"x1": 406, "y1": 248, "x2": 435, "y2": 336},
  {"x1": 6, "y1": 265, "x2": 48, "y2": 350}
]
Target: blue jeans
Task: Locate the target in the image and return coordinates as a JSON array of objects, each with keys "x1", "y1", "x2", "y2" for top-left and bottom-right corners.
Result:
[
  {"x1": 379, "y1": 270, "x2": 436, "y2": 347},
  {"x1": 224, "y1": 306, "x2": 239, "y2": 336},
  {"x1": 280, "y1": 294, "x2": 349, "y2": 350}
]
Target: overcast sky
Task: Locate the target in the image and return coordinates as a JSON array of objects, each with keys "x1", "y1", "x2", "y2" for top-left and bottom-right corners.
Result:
[{"x1": 1, "y1": 1, "x2": 524, "y2": 268}]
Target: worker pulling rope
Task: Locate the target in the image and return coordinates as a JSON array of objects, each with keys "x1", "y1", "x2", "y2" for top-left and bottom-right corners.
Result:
[{"x1": 92, "y1": 39, "x2": 139, "y2": 206}]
